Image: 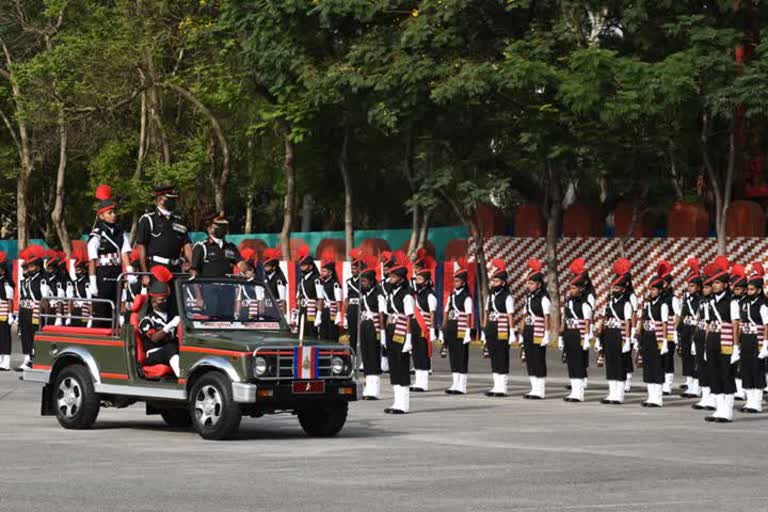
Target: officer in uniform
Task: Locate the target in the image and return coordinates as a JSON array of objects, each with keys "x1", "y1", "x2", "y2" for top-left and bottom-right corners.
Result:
[
  {"x1": 190, "y1": 213, "x2": 244, "y2": 278},
  {"x1": 678, "y1": 258, "x2": 703, "y2": 398},
  {"x1": 262, "y1": 248, "x2": 287, "y2": 316},
  {"x1": 42, "y1": 250, "x2": 63, "y2": 327},
  {"x1": 693, "y1": 262, "x2": 717, "y2": 410},
  {"x1": 345, "y1": 248, "x2": 364, "y2": 356},
  {"x1": 657, "y1": 261, "x2": 679, "y2": 396},
  {"x1": 729, "y1": 265, "x2": 748, "y2": 401},
  {"x1": 411, "y1": 259, "x2": 437, "y2": 392},
  {"x1": 68, "y1": 247, "x2": 93, "y2": 327},
  {"x1": 599, "y1": 258, "x2": 634, "y2": 405},
  {"x1": 138, "y1": 266, "x2": 181, "y2": 377},
  {"x1": 0, "y1": 252, "x2": 15, "y2": 371},
  {"x1": 17, "y1": 245, "x2": 50, "y2": 371},
  {"x1": 318, "y1": 253, "x2": 342, "y2": 342},
  {"x1": 637, "y1": 264, "x2": 670, "y2": 408},
  {"x1": 520, "y1": 258, "x2": 551, "y2": 400},
  {"x1": 295, "y1": 246, "x2": 323, "y2": 339},
  {"x1": 703, "y1": 256, "x2": 740, "y2": 422},
  {"x1": 88, "y1": 185, "x2": 131, "y2": 326},
  {"x1": 135, "y1": 183, "x2": 193, "y2": 282},
  {"x1": 359, "y1": 255, "x2": 385, "y2": 400},
  {"x1": 443, "y1": 263, "x2": 473, "y2": 395},
  {"x1": 739, "y1": 263, "x2": 768, "y2": 413},
  {"x1": 383, "y1": 254, "x2": 414, "y2": 414},
  {"x1": 482, "y1": 259, "x2": 514, "y2": 397},
  {"x1": 560, "y1": 267, "x2": 592, "y2": 403}
]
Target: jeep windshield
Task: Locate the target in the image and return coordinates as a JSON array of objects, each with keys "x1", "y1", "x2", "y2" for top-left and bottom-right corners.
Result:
[{"x1": 181, "y1": 280, "x2": 286, "y2": 330}]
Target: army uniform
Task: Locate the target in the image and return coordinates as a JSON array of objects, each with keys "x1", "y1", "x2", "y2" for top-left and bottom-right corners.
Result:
[
  {"x1": 678, "y1": 259, "x2": 703, "y2": 398},
  {"x1": 693, "y1": 265, "x2": 716, "y2": 411},
  {"x1": 383, "y1": 263, "x2": 414, "y2": 414},
  {"x1": 0, "y1": 254, "x2": 14, "y2": 371},
  {"x1": 638, "y1": 270, "x2": 669, "y2": 408},
  {"x1": 17, "y1": 246, "x2": 50, "y2": 370},
  {"x1": 561, "y1": 274, "x2": 592, "y2": 403},
  {"x1": 600, "y1": 260, "x2": 634, "y2": 405},
  {"x1": 296, "y1": 250, "x2": 323, "y2": 339},
  {"x1": 521, "y1": 259, "x2": 550, "y2": 400},
  {"x1": 483, "y1": 260, "x2": 514, "y2": 397},
  {"x1": 444, "y1": 265, "x2": 473, "y2": 395},
  {"x1": 412, "y1": 267, "x2": 437, "y2": 393},
  {"x1": 738, "y1": 265, "x2": 767, "y2": 414},
  {"x1": 262, "y1": 249, "x2": 287, "y2": 316},
  {"x1": 137, "y1": 266, "x2": 180, "y2": 376},
  {"x1": 359, "y1": 265, "x2": 385, "y2": 400},
  {"x1": 318, "y1": 258, "x2": 342, "y2": 342},
  {"x1": 345, "y1": 250, "x2": 364, "y2": 355}
]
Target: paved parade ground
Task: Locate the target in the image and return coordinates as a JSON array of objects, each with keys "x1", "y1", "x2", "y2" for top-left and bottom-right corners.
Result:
[{"x1": 2, "y1": 340, "x2": 768, "y2": 512}]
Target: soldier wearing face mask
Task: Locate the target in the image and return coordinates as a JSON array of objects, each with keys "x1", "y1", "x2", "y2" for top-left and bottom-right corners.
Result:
[{"x1": 190, "y1": 213, "x2": 245, "y2": 278}]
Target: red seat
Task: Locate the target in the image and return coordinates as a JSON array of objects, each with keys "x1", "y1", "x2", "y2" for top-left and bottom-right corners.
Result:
[
  {"x1": 41, "y1": 325, "x2": 114, "y2": 337},
  {"x1": 130, "y1": 295, "x2": 174, "y2": 379}
]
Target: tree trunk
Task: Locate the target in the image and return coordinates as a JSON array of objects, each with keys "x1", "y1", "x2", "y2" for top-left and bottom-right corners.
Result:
[
  {"x1": 701, "y1": 113, "x2": 729, "y2": 256},
  {"x1": 51, "y1": 107, "x2": 70, "y2": 256},
  {"x1": 617, "y1": 199, "x2": 640, "y2": 258},
  {"x1": 407, "y1": 207, "x2": 419, "y2": 257},
  {"x1": 131, "y1": 90, "x2": 149, "y2": 239},
  {"x1": 469, "y1": 219, "x2": 489, "y2": 318},
  {"x1": 403, "y1": 126, "x2": 418, "y2": 256},
  {"x1": 338, "y1": 122, "x2": 353, "y2": 259},
  {"x1": 244, "y1": 137, "x2": 254, "y2": 234},
  {"x1": 417, "y1": 210, "x2": 431, "y2": 249},
  {"x1": 279, "y1": 126, "x2": 296, "y2": 260},
  {"x1": 544, "y1": 163, "x2": 562, "y2": 334}
]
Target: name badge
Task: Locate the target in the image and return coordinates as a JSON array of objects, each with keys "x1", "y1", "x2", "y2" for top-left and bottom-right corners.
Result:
[
  {"x1": 172, "y1": 223, "x2": 187, "y2": 234},
  {"x1": 225, "y1": 249, "x2": 236, "y2": 258}
]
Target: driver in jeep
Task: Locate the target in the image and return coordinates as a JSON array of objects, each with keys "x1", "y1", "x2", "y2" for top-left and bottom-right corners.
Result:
[{"x1": 138, "y1": 266, "x2": 180, "y2": 376}]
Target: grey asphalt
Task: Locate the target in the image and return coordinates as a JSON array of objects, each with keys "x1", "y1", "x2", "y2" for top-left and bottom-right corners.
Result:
[{"x1": 1, "y1": 337, "x2": 768, "y2": 512}]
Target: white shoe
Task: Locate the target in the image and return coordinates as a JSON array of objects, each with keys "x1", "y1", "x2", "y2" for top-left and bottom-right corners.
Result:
[
  {"x1": 535, "y1": 377, "x2": 546, "y2": 399},
  {"x1": 565, "y1": 379, "x2": 583, "y2": 402},
  {"x1": 735, "y1": 378, "x2": 746, "y2": 400},
  {"x1": 685, "y1": 378, "x2": 701, "y2": 398},
  {"x1": 701, "y1": 387, "x2": 716, "y2": 409},
  {"x1": 499, "y1": 374, "x2": 509, "y2": 396},
  {"x1": 446, "y1": 372, "x2": 459, "y2": 393},
  {"x1": 662, "y1": 373, "x2": 674, "y2": 395},
  {"x1": 388, "y1": 385, "x2": 400, "y2": 411},
  {"x1": 487, "y1": 373, "x2": 501, "y2": 396},
  {"x1": 400, "y1": 386, "x2": 410, "y2": 413},
  {"x1": 0, "y1": 355, "x2": 10, "y2": 371},
  {"x1": 615, "y1": 381, "x2": 625, "y2": 404},
  {"x1": 363, "y1": 375, "x2": 381, "y2": 399},
  {"x1": 718, "y1": 394, "x2": 734, "y2": 422},
  {"x1": 707, "y1": 394, "x2": 723, "y2": 421},
  {"x1": 583, "y1": 377, "x2": 588, "y2": 391},
  {"x1": 525, "y1": 376, "x2": 537, "y2": 398},
  {"x1": 456, "y1": 373, "x2": 467, "y2": 394},
  {"x1": 412, "y1": 370, "x2": 429, "y2": 391},
  {"x1": 381, "y1": 356, "x2": 390, "y2": 373},
  {"x1": 625, "y1": 373, "x2": 633, "y2": 392}
]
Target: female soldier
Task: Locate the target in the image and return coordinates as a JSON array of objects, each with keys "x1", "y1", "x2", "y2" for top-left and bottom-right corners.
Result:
[
  {"x1": 520, "y1": 259, "x2": 550, "y2": 400},
  {"x1": 599, "y1": 258, "x2": 634, "y2": 405},
  {"x1": 560, "y1": 271, "x2": 592, "y2": 403},
  {"x1": 637, "y1": 264, "x2": 670, "y2": 408},
  {"x1": 359, "y1": 255, "x2": 385, "y2": 400},
  {"x1": 482, "y1": 259, "x2": 514, "y2": 397}
]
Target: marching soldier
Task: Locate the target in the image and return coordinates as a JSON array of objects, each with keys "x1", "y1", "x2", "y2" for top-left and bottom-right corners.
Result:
[
  {"x1": 42, "y1": 250, "x2": 64, "y2": 326},
  {"x1": 599, "y1": 258, "x2": 634, "y2": 405},
  {"x1": 262, "y1": 248, "x2": 287, "y2": 316},
  {"x1": 678, "y1": 258, "x2": 703, "y2": 398},
  {"x1": 737, "y1": 263, "x2": 767, "y2": 413},
  {"x1": 703, "y1": 256, "x2": 740, "y2": 422},
  {"x1": 560, "y1": 266, "x2": 592, "y2": 403},
  {"x1": 565, "y1": 259, "x2": 592, "y2": 391},
  {"x1": 624, "y1": 271, "x2": 639, "y2": 393},
  {"x1": 295, "y1": 246, "x2": 323, "y2": 339},
  {"x1": 637, "y1": 263, "x2": 670, "y2": 407},
  {"x1": 693, "y1": 262, "x2": 717, "y2": 410},
  {"x1": 659, "y1": 262, "x2": 679, "y2": 396},
  {"x1": 0, "y1": 252, "x2": 14, "y2": 371},
  {"x1": 443, "y1": 262, "x2": 473, "y2": 395},
  {"x1": 134, "y1": 183, "x2": 193, "y2": 283},
  {"x1": 17, "y1": 245, "x2": 49, "y2": 371},
  {"x1": 359, "y1": 255, "x2": 385, "y2": 400},
  {"x1": 190, "y1": 213, "x2": 244, "y2": 278},
  {"x1": 520, "y1": 258, "x2": 550, "y2": 399},
  {"x1": 729, "y1": 265, "x2": 748, "y2": 401},
  {"x1": 68, "y1": 248, "x2": 93, "y2": 327},
  {"x1": 383, "y1": 254, "x2": 414, "y2": 414},
  {"x1": 88, "y1": 185, "x2": 131, "y2": 326},
  {"x1": 318, "y1": 253, "x2": 343, "y2": 342},
  {"x1": 482, "y1": 259, "x2": 514, "y2": 397},
  {"x1": 345, "y1": 249, "x2": 364, "y2": 356},
  {"x1": 411, "y1": 258, "x2": 437, "y2": 392}
]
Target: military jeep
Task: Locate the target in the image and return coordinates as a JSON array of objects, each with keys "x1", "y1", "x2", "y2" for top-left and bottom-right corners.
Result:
[{"x1": 22, "y1": 275, "x2": 358, "y2": 440}]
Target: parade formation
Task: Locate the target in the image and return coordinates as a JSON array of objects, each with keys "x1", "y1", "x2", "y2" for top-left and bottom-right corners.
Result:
[{"x1": 1, "y1": 183, "x2": 766, "y2": 427}]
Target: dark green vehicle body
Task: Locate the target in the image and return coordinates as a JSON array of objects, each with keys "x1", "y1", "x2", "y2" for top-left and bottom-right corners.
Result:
[{"x1": 23, "y1": 277, "x2": 358, "y2": 437}]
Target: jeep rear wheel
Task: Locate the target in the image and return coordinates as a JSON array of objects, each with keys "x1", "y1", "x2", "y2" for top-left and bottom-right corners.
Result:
[
  {"x1": 189, "y1": 372, "x2": 241, "y2": 440},
  {"x1": 159, "y1": 408, "x2": 192, "y2": 428},
  {"x1": 297, "y1": 402, "x2": 348, "y2": 437},
  {"x1": 54, "y1": 365, "x2": 100, "y2": 430}
]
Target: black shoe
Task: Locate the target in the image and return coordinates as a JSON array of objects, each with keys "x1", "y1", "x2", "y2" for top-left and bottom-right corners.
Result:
[
  {"x1": 482, "y1": 348, "x2": 490, "y2": 359},
  {"x1": 704, "y1": 415, "x2": 717, "y2": 422},
  {"x1": 715, "y1": 417, "x2": 732, "y2": 423},
  {"x1": 526, "y1": 395, "x2": 543, "y2": 400},
  {"x1": 384, "y1": 407, "x2": 394, "y2": 414},
  {"x1": 565, "y1": 384, "x2": 572, "y2": 390},
  {"x1": 692, "y1": 403, "x2": 706, "y2": 410},
  {"x1": 410, "y1": 387, "x2": 426, "y2": 392},
  {"x1": 681, "y1": 392, "x2": 699, "y2": 398},
  {"x1": 485, "y1": 391, "x2": 496, "y2": 397},
  {"x1": 706, "y1": 406, "x2": 716, "y2": 411},
  {"x1": 647, "y1": 403, "x2": 661, "y2": 408},
  {"x1": 610, "y1": 400, "x2": 622, "y2": 405},
  {"x1": 601, "y1": 398, "x2": 612, "y2": 404},
  {"x1": 735, "y1": 395, "x2": 746, "y2": 401},
  {"x1": 564, "y1": 397, "x2": 575, "y2": 402},
  {"x1": 679, "y1": 384, "x2": 688, "y2": 391},
  {"x1": 362, "y1": 396, "x2": 379, "y2": 401},
  {"x1": 445, "y1": 389, "x2": 458, "y2": 395},
  {"x1": 741, "y1": 407, "x2": 759, "y2": 414},
  {"x1": 390, "y1": 409, "x2": 407, "y2": 415},
  {"x1": 0, "y1": 367, "x2": 10, "y2": 372},
  {"x1": 663, "y1": 391, "x2": 671, "y2": 396}
]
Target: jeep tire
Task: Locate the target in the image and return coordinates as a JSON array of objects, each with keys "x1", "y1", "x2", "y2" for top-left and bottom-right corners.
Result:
[
  {"x1": 159, "y1": 408, "x2": 193, "y2": 428},
  {"x1": 53, "y1": 365, "x2": 100, "y2": 430},
  {"x1": 189, "y1": 372, "x2": 241, "y2": 440},
  {"x1": 297, "y1": 402, "x2": 348, "y2": 437}
]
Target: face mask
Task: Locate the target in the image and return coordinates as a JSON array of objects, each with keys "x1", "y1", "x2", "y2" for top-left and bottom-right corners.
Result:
[
  {"x1": 163, "y1": 198, "x2": 177, "y2": 211},
  {"x1": 492, "y1": 284, "x2": 505, "y2": 293},
  {"x1": 155, "y1": 300, "x2": 169, "y2": 312},
  {"x1": 212, "y1": 226, "x2": 227, "y2": 239}
]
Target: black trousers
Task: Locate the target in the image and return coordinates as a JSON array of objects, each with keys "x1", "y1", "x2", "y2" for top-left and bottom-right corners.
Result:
[
  {"x1": 693, "y1": 329, "x2": 709, "y2": 387},
  {"x1": 359, "y1": 320, "x2": 381, "y2": 375},
  {"x1": 0, "y1": 321, "x2": 10, "y2": 355},
  {"x1": 678, "y1": 325, "x2": 696, "y2": 378},
  {"x1": 640, "y1": 332, "x2": 663, "y2": 384},
  {"x1": 94, "y1": 265, "x2": 121, "y2": 328},
  {"x1": 346, "y1": 304, "x2": 359, "y2": 352},
  {"x1": 299, "y1": 306, "x2": 318, "y2": 339},
  {"x1": 740, "y1": 334, "x2": 766, "y2": 389},
  {"x1": 523, "y1": 325, "x2": 547, "y2": 377},
  {"x1": 145, "y1": 343, "x2": 178, "y2": 366},
  {"x1": 412, "y1": 321, "x2": 430, "y2": 371},
  {"x1": 385, "y1": 325, "x2": 411, "y2": 386},
  {"x1": 563, "y1": 329, "x2": 586, "y2": 379},
  {"x1": 706, "y1": 333, "x2": 736, "y2": 394},
  {"x1": 319, "y1": 308, "x2": 339, "y2": 342},
  {"x1": 485, "y1": 322, "x2": 510, "y2": 374},
  {"x1": 603, "y1": 328, "x2": 625, "y2": 381},
  {"x1": 445, "y1": 319, "x2": 469, "y2": 373},
  {"x1": 19, "y1": 308, "x2": 36, "y2": 356},
  {"x1": 662, "y1": 340, "x2": 676, "y2": 375}
]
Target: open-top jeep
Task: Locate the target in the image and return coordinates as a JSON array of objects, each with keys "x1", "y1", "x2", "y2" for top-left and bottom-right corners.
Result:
[{"x1": 22, "y1": 274, "x2": 358, "y2": 440}]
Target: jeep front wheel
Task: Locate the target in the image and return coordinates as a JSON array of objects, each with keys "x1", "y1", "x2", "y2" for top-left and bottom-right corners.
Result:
[
  {"x1": 189, "y1": 372, "x2": 241, "y2": 440},
  {"x1": 297, "y1": 402, "x2": 348, "y2": 437},
  {"x1": 54, "y1": 365, "x2": 100, "y2": 430}
]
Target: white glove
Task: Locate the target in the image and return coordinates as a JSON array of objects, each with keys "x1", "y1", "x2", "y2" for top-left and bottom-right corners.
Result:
[
  {"x1": 593, "y1": 338, "x2": 602, "y2": 352},
  {"x1": 582, "y1": 334, "x2": 590, "y2": 351},
  {"x1": 541, "y1": 332, "x2": 550, "y2": 347},
  {"x1": 622, "y1": 337, "x2": 631, "y2": 354},
  {"x1": 54, "y1": 317, "x2": 62, "y2": 326},
  {"x1": 89, "y1": 275, "x2": 98, "y2": 297},
  {"x1": 343, "y1": 316, "x2": 348, "y2": 330},
  {"x1": 119, "y1": 315, "x2": 125, "y2": 326},
  {"x1": 480, "y1": 331, "x2": 487, "y2": 343},
  {"x1": 313, "y1": 312, "x2": 322, "y2": 327},
  {"x1": 8, "y1": 314, "x2": 15, "y2": 326},
  {"x1": 437, "y1": 329, "x2": 444, "y2": 343},
  {"x1": 759, "y1": 342, "x2": 768, "y2": 360},
  {"x1": 380, "y1": 329, "x2": 387, "y2": 347},
  {"x1": 673, "y1": 330, "x2": 678, "y2": 344},
  {"x1": 690, "y1": 342, "x2": 697, "y2": 357},
  {"x1": 730, "y1": 345, "x2": 741, "y2": 365},
  {"x1": 518, "y1": 333, "x2": 525, "y2": 346},
  {"x1": 65, "y1": 318, "x2": 71, "y2": 326},
  {"x1": 463, "y1": 328, "x2": 472, "y2": 345},
  {"x1": 631, "y1": 337, "x2": 639, "y2": 352},
  {"x1": 661, "y1": 340, "x2": 669, "y2": 355},
  {"x1": 508, "y1": 329, "x2": 515, "y2": 345},
  {"x1": 402, "y1": 333, "x2": 413, "y2": 353},
  {"x1": 163, "y1": 316, "x2": 181, "y2": 333},
  {"x1": 557, "y1": 336, "x2": 564, "y2": 351},
  {"x1": 335, "y1": 313, "x2": 343, "y2": 326}
]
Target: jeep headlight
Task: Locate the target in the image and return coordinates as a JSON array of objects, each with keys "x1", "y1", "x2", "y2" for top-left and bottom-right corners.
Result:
[
  {"x1": 253, "y1": 356, "x2": 268, "y2": 377},
  {"x1": 330, "y1": 356, "x2": 345, "y2": 375}
]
